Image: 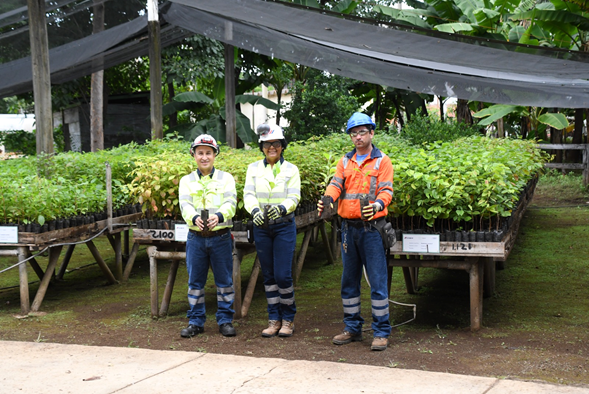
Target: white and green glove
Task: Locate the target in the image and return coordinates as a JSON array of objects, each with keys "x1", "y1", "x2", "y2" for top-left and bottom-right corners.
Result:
[{"x1": 252, "y1": 208, "x2": 265, "y2": 227}]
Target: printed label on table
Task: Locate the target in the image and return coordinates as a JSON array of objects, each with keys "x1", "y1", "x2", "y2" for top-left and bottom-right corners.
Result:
[
  {"x1": 0, "y1": 226, "x2": 18, "y2": 244},
  {"x1": 402, "y1": 234, "x2": 440, "y2": 253},
  {"x1": 174, "y1": 224, "x2": 188, "y2": 242}
]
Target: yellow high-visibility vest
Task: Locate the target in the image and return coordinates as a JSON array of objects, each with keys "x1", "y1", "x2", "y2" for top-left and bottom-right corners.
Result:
[
  {"x1": 244, "y1": 159, "x2": 301, "y2": 215},
  {"x1": 179, "y1": 168, "x2": 237, "y2": 231}
]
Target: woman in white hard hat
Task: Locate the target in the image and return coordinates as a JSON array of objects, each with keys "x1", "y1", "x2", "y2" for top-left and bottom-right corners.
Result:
[
  {"x1": 243, "y1": 124, "x2": 301, "y2": 337},
  {"x1": 178, "y1": 134, "x2": 238, "y2": 338}
]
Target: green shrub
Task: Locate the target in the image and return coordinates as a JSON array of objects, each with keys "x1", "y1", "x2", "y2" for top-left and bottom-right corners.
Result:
[
  {"x1": 399, "y1": 114, "x2": 482, "y2": 145},
  {"x1": 0, "y1": 130, "x2": 36, "y2": 155}
]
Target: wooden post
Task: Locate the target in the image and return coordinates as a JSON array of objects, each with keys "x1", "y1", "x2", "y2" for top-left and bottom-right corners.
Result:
[
  {"x1": 17, "y1": 247, "x2": 30, "y2": 315},
  {"x1": 224, "y1": 39, "x2": 236, "y2": 148},
  {"x1": 90, "y1": 0, "x2": 105, "y2": 152},
  {"x1": 113, "y1": 233, "x2": 123, "y2": 281},
  {"x1": 106, "y1": 163, "x2": 112, "y2": 232},
  {"x1": 468, "y1": 257, "x2": 484, "y2": 331},
  {"x1": 584, "y1": 144, "x2": 588, "y2": 187},
  {"x1": 27, "y1": 0, "x2": 53, "y2": 156},
  {"x1": 148, "y1": 0, "x2": 163, "y2": 139},
  {"x1": 148, "y1": 246, "x2": 159, "y2": 318}
]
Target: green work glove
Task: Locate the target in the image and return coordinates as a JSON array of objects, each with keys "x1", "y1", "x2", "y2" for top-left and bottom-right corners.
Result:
[
  {"x1": 252, "y1": 209, "x2": 265, "y2": 227},
  {"x1": 267, "y1": 205, "x2": 285, "y2": 220}
]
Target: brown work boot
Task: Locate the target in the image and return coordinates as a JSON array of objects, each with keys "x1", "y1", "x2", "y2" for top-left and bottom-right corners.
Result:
[
  {"x1": 332, "y1": 331, "x2": 363, "y2": 345},
  {"x1": 371, "y1": 337, "x2": 388, "y2": 351},
  {"x1": 262, "y1": 320, "x2": 282, "y2": 337},
  {"x1": 278, "y1": 320, "x2": 295, "y2": 337}
]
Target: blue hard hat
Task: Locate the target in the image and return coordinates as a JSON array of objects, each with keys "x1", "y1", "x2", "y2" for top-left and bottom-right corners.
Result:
[{"x1": 346, "y1": 112, "x2": 376, "y2": 133}]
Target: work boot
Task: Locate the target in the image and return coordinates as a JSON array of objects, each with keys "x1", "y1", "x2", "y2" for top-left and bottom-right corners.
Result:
[
  {"x1": 180, "y1": 324, "x2": 204, "y2": 338},
  {"x1": 332, "y1": 331, "x2": 363, "y2": 345},
  {"x1": 219, "y1": 323, "x2": 236, "y2": 337},
  {"x1": 278, "y1": 320, "x2": 295, "y2": 337},
  {"x1": 371, "y1": 337, "x2": 388, "y2": 351},
  {"x1": 262, "y1": 320, "x2": 282, "y2": 337}
]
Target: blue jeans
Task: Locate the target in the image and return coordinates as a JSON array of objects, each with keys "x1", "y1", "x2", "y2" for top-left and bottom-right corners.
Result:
[
  {"x1": 253, "y1": 220, "x2": 297, "y2": 322},
  {"x1": 340, "y1": 221, "x2": 391, "y2": 338},
  {"x1": 185, "y1": 230, "x2": 234, "y2": 326}
]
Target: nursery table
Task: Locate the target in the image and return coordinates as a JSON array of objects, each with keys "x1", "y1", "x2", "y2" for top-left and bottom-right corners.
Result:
[
  {"x1": 131, "y1": 210, "x2": 338, "y2": 319},
  {"x1": 0, "y1": 212, "x2": 142, "y2": 316}
]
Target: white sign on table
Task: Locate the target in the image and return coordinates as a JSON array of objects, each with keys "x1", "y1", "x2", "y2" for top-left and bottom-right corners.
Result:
[
  {"x1": 174, "y1": 224, "x2": 189, "y2": 242},
  {"x1": 402, "y1": 234, "x2": 440, "y2": 253},
  {"x1": 0, "y1": 226, "x2": 19, "y2": 244}
]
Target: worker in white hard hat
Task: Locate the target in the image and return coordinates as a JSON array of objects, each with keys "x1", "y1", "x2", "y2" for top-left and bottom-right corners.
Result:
[
  {"x1": 243, "y1": 124, "x2": 301, "y2": 338},
  {"x1": 178, "y1": 134, "x2": 238, "y2": 338}
]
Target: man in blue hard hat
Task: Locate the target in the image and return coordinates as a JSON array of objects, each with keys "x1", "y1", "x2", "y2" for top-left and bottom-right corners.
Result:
[{"x1": 317, "y1": 112, "x2": 394, "y2": 351}]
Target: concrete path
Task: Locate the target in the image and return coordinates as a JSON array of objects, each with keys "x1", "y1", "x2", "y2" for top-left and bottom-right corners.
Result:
[{"x1": 1, "y1": 340, "x2": 588, "y2": 394}]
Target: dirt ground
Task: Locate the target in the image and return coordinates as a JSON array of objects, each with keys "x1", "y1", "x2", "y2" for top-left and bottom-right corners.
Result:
[{"x1": 1, "y1": 190, "x2": 589, "y2": 388}]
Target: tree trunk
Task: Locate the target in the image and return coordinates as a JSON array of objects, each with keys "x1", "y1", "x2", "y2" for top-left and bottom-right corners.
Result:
[
  {"x1": 148, "y1": 0, "x2": 163, "y2": 140},
  {"x1": 168, "y1": 82, "x2": 177, "y2": 129},
  {"x1": 438, "y1": 96, "x2": 444, "y2": 122},
  {"x1": 496, "y1": 118, "x2": 504, "y2": 138},
  {"x1": 456, "y1": 99, "x2": 473, "y2": 125},
  {"x1": 90, "y1": 0, "x2": 105, "y2": 152}
]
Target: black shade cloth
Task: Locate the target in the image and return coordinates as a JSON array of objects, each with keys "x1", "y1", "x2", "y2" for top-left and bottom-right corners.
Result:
[
  {"x1": 164, "y1": 0, "x2": 589, "y2": 108},
  {"x1": 0, "y1": 15, "x2": 189, "y2": 98}
]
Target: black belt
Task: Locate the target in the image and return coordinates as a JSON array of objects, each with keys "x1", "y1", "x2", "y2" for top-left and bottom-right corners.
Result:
[
  {"x1": 268, "y1": 212, "x2": 294, "y2": 225},
  {"x1": 344, "y1": 217, "x2": 385, "y2": 228},
  {"x1": 189, "y1": 228, "x2": 230, "y2": 238}
]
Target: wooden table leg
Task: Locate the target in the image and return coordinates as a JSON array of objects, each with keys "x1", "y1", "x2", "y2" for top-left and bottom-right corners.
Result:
[
  {"x1": 483, "y1": 257, "x2": 496, "y2": 298},
  {"x1": 294, "y1": 229, "x2": 312, "y2": 284},
  {"x1": 241, "y1": 255, "x2": 260, "y2": 318},
  {"x1": 124, "y1": 229, "x2": 130, "y2": 258},
  {"x1": 113, "y1": 233, "x2": 123, "y2": 281},
  {"x1": 86, "y1": 240, "x2": 117, "y2": 284},
  {"x1": 31, "y1": 246, "x2": 63, "y2": 312},
  {"x1": 17, "y1": 246, "x2": 30, "y2": 315},
  {"x1": 468, "y1": 257, "x2": 484, "y2": 331},
  {"x1": 148, "y1": 246, "x2": 159, "y2": 318},
  {"x1": 319, "y1": 221, "x2": 335, "y2": 265},
  {"x1": 233, "y1": 248, "x2": 243, "y2": 319},
  {"x1": 122, "y1": 242, "x2": 140, "y2": 281},
  {"x1": 56, "y1": 244, "x2": 76, "y2": 280},
  {"x1": 159, "y1": 259, "x2": 180, "y2": 317}
]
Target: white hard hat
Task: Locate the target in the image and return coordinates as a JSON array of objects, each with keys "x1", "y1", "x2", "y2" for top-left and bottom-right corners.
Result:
[
  {"x1": 190, "y1": 134, "x2": 219, "y2": 155},
  {"x1": 256, "y1": 124, "x2": 285, "y2": 142}
]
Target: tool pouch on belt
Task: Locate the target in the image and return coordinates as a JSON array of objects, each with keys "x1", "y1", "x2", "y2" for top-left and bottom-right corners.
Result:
[
  {"x1": 374, "y1": 218, "x2": 396, "y2": 252},
  {"x1": 247, "y1": 220, "x2": 254, "y2": 243}
]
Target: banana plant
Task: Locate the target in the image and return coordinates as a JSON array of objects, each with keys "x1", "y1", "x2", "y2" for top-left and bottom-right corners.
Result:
[
  {"x1": 473, "y1": 104, "x2": 569, "y2": 140},
  {"x1": 163, "y1": 76, "x2": 280, "y2": 144}
]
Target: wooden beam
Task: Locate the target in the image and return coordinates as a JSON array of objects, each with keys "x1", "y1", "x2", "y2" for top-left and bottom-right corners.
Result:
[
  {"x1": 148, "y1": 0, "x2": 163, "y2": 139},
  {"x1": 90, "y1": 0, "x2": 105, "y2": 152},
  {"x1": 224, "y1": 40, "x2": 236, "y2": 148},
  {"x1": 17, "y1": 247, "x2": 30, "y2": 315},
  {"x1": 27, "y1": 0, "x2": 53, "y2": 156}
]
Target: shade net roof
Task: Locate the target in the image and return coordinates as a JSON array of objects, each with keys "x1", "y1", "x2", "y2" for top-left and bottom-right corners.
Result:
[
  {"x1": 164, "y1": 0, "x2": 589, "y2": 108},
  {"x1": 0, "y1": 0, "x2": 189, "y2": 98},
  {"x1": 0, "y1": 0, "x2": 588, "y2": 108}
]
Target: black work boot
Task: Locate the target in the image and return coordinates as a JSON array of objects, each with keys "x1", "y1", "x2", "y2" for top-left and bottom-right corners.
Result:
[
  {"x1": 219, "y1": 323, "x2": 236, "y2": 337},
  {"x1": 180, "y1": 324, "x2": 204, "y2": 338}
]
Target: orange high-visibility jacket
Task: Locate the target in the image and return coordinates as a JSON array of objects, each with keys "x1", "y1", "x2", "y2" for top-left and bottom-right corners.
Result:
[{"x1": 325, "y1": 145, "x2": 394, "y2": 220}]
